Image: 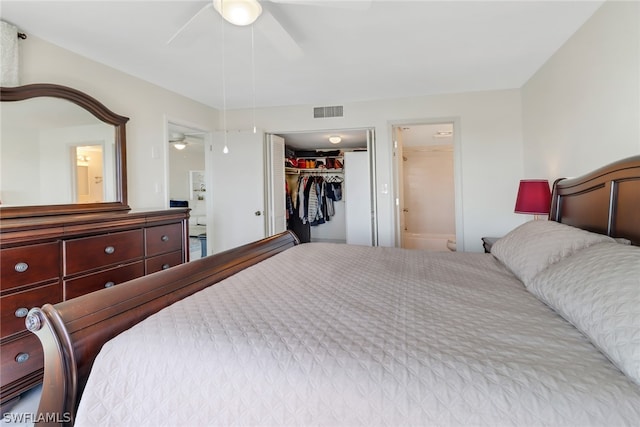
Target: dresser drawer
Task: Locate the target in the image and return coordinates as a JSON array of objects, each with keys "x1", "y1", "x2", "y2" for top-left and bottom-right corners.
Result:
[
  {"x1": 1, "y1": 334, "x2": 44, "y2": 386},
  {"x1": 64, "y1": 261, "x2": 144, "y2": 300},
  {"x1": 64, "y1": 229, "x2": 143, "y2": 276},
  {"x1": 0, "y1": 242, "x2": 60, "y2": 291},
  {"x1": 145, "y1": 223, "x2": 183, "y2": 257},
  {"x1": 146, "y1": 250, "x2": 183, "y2": 275},
  {"x1": 1, "y1": 283, "x2": 62, "y2": 338}
]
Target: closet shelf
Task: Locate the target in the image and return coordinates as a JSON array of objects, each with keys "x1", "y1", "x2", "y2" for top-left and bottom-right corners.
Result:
[
  {"x1": 293, "y1": 155, "x2": 343, "y2": 159},
  {"x1": 286, "y1": 167, "x2": 343, "y2": 174}
]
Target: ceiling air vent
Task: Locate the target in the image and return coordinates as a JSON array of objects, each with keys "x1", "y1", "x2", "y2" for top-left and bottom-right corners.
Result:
[{"x1": 313, "y1": 105, "x2": 343, "y2": 118}]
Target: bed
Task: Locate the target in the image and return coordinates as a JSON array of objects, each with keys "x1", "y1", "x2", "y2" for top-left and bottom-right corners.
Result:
[{"x1": 26, "y1": 155, "x2": 640, "y2": 426}]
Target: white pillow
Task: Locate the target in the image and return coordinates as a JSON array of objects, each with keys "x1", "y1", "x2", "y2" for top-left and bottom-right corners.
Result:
[
  {"x1": 527, "y1": 242, "x2": 640, "y2": 386},
  {"x1": 491, "y1": 220, "x2": 614, "y2": 286}
]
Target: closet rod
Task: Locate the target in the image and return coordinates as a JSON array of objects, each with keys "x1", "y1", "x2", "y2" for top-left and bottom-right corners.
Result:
[{"x1": 288, "y1": 169, "x2": 343, "y2": 175}]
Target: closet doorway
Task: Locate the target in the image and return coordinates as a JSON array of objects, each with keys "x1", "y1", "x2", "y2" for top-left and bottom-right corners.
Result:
[
  {"x1": 393, "y1": 121, "x2": 461, "y2": 252},
  {"x1": 266, "y1": 128, "x2": 377, "y2": 246},
  {"x1": 166, "y1": 121, "x2": 209, "y2": 260}
]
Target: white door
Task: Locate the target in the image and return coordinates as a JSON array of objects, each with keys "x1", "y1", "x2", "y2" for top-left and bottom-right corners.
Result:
[
  {"x1": 210, "y1": 130, "x2": 265, "y2": 253},
  {"x1": 266, "y1": 134, "x2": 286, "y2": 236},
  {"x1": 344, "y1": 151, "x2": 372, "y2": 246}
]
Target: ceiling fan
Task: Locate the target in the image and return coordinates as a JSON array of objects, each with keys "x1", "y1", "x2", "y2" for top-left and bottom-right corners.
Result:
[
  {"x1": 167, "y1": 0, "x2": 372, "y2": 60},
  {"x1": 169, "y1": 132, "x2": 205, "y2": 150}
]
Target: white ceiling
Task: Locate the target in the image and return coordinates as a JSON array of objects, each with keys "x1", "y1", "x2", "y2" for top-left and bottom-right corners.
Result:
[
  {"x1": 276, "y1": 128, "x2": 368, "y2": 150},
  {"x1": 400, "y1": 123, "x2": 453, "y2": 148},
  {"x1": 1, "y1": 0, "x2": 604, "y2": 111},
  {"x1": 276, "y1": 123, "x2": 455, "y2": 150}
]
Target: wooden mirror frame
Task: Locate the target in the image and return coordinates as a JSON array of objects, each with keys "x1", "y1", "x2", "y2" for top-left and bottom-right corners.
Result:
[{"x1": 0, "y1": 83, "x2": 130, "y2": 218}]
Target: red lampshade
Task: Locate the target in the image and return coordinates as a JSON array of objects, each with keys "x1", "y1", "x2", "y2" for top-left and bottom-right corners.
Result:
[{"x1": 514, "y1": 180, "x2": 551, "y2": 215}]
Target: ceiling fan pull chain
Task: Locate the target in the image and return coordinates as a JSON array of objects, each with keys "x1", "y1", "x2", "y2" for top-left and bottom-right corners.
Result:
[{"x1": 251, "y1": 25, "x2": 257, "y2": 134}]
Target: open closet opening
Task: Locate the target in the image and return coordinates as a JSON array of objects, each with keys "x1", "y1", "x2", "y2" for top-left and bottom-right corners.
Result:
[{"x1": 267, "y1": 128, "x2": 376, "y2": 246}]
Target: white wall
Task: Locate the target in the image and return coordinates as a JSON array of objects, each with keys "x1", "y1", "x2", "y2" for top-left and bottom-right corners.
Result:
[
  {"x1": 18, "y1": 36, "x2": 525, "y2": 252},
  {"x1": 169, "y1": 147, "x2": 205, "y2": 202},
  {"x1": 1, "y1": 127, "x2": 39, "y2": 206},
  {"x1": 224, "y1": 89, "x2": 525, "y2": 251},
  {"x1": 12, "y1": 2, "x2": 637, "y2": 252},
  {"x1": 169, "y1": 146, "x2": 206, "y2": 218},
  {"x1": 522, "y1": 0, "x2": 640, "y2": 180},
  {"x1": 19, "y1": 35, "x2": 218, "y2": 210},
  {"x1": 403, "y1": 148, "x2": 455, "y2": 236}
]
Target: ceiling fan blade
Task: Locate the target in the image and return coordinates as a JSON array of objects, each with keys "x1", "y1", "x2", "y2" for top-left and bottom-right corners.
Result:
[
  {"x1": 166, "y1": 3, "x2": 213, "y2": 45},
  {"x1": 255, "y1": 9, "x2": 303, "y2": 60},
  {"x1": 269, "y1": 0, "x2": 372, "y2": 10}
]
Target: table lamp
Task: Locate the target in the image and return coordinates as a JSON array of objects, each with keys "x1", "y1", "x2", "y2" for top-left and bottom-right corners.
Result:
[{"x1": 514, "y1": 179, "x2": 551, "y2": 220}]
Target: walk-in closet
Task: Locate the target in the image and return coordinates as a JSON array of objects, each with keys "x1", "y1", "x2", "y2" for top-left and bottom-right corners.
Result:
[{"x1": 272, "y1": 129, "x2": 375, "y2": 245}]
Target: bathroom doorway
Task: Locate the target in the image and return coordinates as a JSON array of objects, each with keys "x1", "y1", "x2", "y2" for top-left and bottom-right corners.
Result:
[
  {"x1": 393, "y1": 122, "x2": 459, "y2": 252},
  {"x1": 71, "y1": 143, "x2": 104, "y2": 204}
]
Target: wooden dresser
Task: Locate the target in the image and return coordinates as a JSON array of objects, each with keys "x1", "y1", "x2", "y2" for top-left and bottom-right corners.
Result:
[{"x1": 0, "y1": 208, "x2": 189, "y2": 406}]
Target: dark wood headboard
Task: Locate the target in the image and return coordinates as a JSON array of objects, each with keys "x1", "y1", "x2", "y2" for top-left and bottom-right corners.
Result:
[{"x1": 550, "y1": 155, "x2": 640, "y2": 245}]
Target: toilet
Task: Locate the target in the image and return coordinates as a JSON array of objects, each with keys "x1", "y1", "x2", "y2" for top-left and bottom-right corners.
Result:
[{"x1": 446, "y1": 239, "x2": 457, "y2": 252}]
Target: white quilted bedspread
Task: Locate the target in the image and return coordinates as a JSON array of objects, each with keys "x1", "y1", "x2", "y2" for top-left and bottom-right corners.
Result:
[{"x1": 75, "y1": 243, "x2": 640, "y2": 426}]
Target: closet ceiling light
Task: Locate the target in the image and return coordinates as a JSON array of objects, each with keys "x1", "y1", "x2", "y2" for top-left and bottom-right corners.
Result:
[
  {"x1": 433, "y1": 131, "x2": 453, "y2": 138},
  {"x1": 213, "y1": 0, "x2": 262, "y2": 26},
  {"x1": 329, "y1": 136, "x2": 342, "y2": 144}
]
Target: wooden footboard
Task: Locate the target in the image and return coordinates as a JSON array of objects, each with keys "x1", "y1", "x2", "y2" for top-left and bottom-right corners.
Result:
[{"x1": 26, "y1": 231, "x2": 299, "y2": 426}]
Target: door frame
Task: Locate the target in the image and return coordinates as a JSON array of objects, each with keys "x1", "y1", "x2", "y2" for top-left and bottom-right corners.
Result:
[
  {"x1": 390, "y1": 118, "x2": 464, "y2": 251},
  {"x1": 164, "y1": 116, "x2": 213, "y2": 255}
]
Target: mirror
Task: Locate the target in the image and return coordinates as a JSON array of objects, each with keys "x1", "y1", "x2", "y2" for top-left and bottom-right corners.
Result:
[{"x1": 0, "y1": 84, "x2": 129, "y2": 218}]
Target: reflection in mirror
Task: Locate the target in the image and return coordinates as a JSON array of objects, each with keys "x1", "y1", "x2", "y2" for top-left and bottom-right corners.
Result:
[
  {"x1": 1, "y1": 97, "x2": 116, "y2": 207},
  {"x1": 74, "y1": 145, "x2": 105, "y2": 203}
]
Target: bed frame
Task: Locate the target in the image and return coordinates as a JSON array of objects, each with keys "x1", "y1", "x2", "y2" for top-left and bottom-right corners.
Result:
[
  {"x1": 24, "y1": 155, "x2": 640, "y2": 425},
  {"x1": 549, "y1": 155, "x2": 640, "y2": 245}
]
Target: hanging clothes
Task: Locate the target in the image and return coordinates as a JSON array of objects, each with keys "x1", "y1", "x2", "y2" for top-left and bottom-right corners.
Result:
[
  {"x1": 285, "y1": 181, "x2": 293, "y2": 219},
  {"x1": 286, "y1": 173, "x2": 300, "y2": 209},
  {"x1": 307, "y1": 178, "x2": 319, "y2": 224},
  {"x1": 330, "y1": 182, "x2": 342, "y2": 201},
  {"x1": 324, "y1": 180, "x2": 335, "y2": 218},
  {"x1": 299, "y1": 176, "x2": 309, "y2": 223},
  {"x1": 309, "y1": 178, "x2": 325, "y2": 226},
  {"x1": 287, "y1": 174, "x2": 310, "y2": 243},
  {"x1": 287, "y1": 172, "x2": 341, "y2": 229}
]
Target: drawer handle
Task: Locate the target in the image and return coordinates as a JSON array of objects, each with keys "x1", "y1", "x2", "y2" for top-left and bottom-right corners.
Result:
[
  {"x1": 15, "y1": 353, "x2": 30, "y2": 364},
  {"x1": 15, "y1": 307, "x2": 29, "y2": 318},
  {"x1": 161, "y1": 235, "x2": 169, "y2": 242},
  {"x1": 104, "y1": 246, "x2": 115, "y2": 254},
  {"x1": 104, "y1": 281, "x2": 115, "y2": 288},
  {"x1": 162, "y1": 263, "x2": 170, "y2": 270},
  {"x1": 14, "y1": 262, "x2": 29, "y2": 273}
]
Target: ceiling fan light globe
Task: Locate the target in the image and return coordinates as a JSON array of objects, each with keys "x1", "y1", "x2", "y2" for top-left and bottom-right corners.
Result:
[
  {"x1": 214, "y1": 0, "x2": 262, "y2": 26},
  {"x1": 173, "y1": 142, "x2": 187, "y2": 150},
  {"x1": 329, "y1": 136, "x2": 341, "y2": 144}
]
